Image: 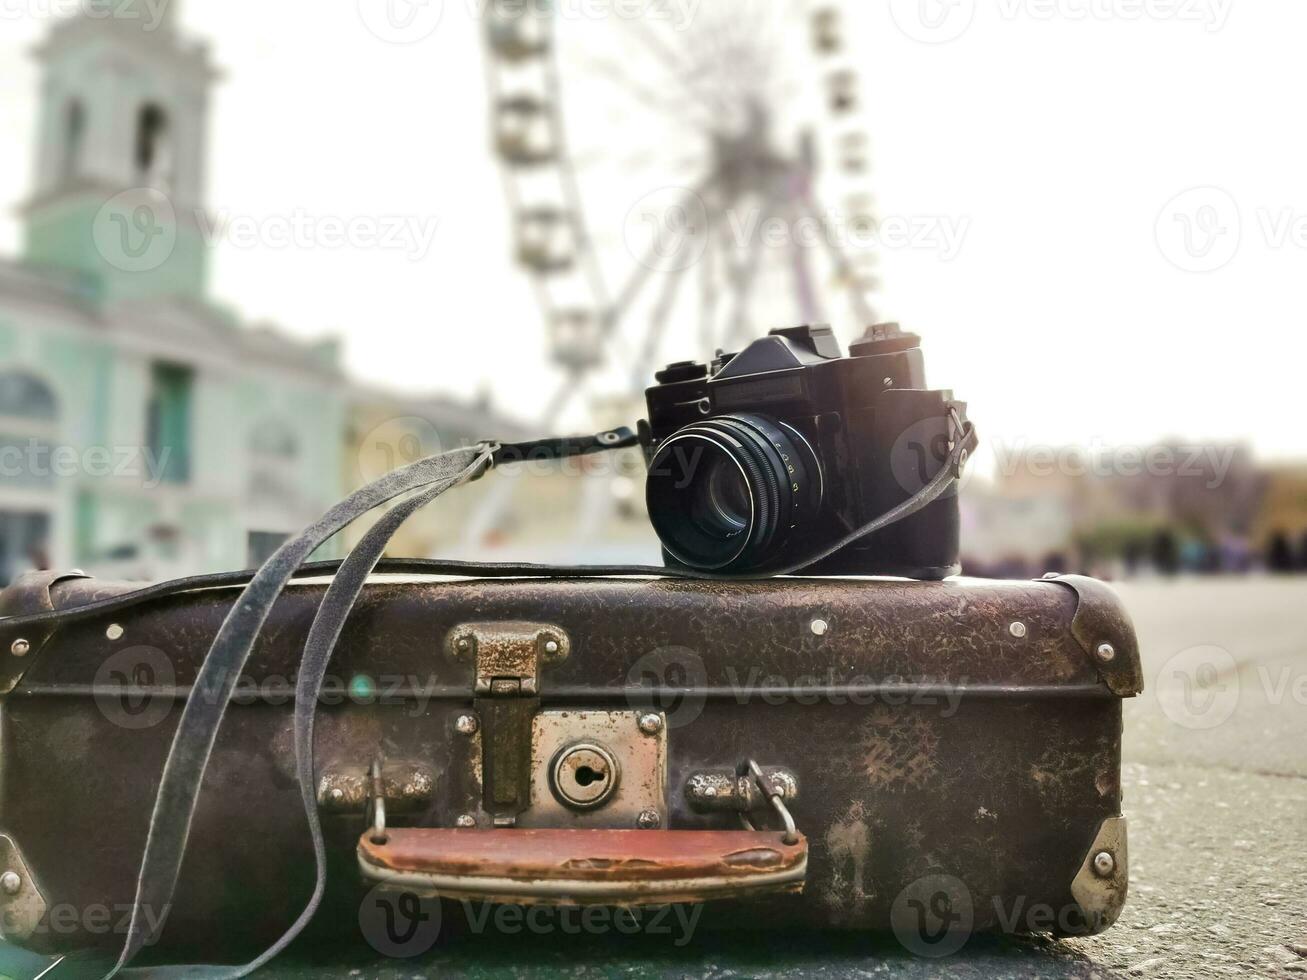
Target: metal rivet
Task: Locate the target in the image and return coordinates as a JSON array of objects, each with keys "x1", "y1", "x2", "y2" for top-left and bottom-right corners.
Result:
[
  {"x1": 638, "y1": 713, "x2": 662, "y2": 736},
  {"x1": 1096, "y1": 643, "x2": 1116, "y2": 663},
  {"x1": 1043, "y1": 571, "x2": 1060, "y2": 580},
  {"x1": 329, "y1": 787, "x2": 344, "y2": 803},
  {"x1": 543, "y1": 639, "x2": 560, "y2": 655},
  {"x1": 106, "y1": 624, "x2": 124, "y2": 641},
  {"x1": 455, "y1": 814, "x2": 476, "y2": 828},
  {"x1": 702, "y1": 785, "x2": 717, "y2": 799},
  {"x1": 69, "y1": 569, "x2": 85, "y2": 577},
  {"x1": 1009, "y1": 622, "x2": 1027, "y2": 639},
  {"x1": 0, "y1": 871, "x2": 20, "y2": 895},
  {"x1": 1092, "y1": 851, "x2": 1115, "y2": 878},
  {"x1": 636, "y1": 810, "x2": 660, "y2": 829},
  {"x1": 810, "y1": 618, "x2": 829, "y2": 637},
  {"x1": 455, "y1": 714, "x2": 479, "y2": 736},
  {"x1": 10, "y1": 639, "x2": 30, "y2": 657},
  {"x1": 455, "y1": 637, "x2": 471, "y2": 653}
]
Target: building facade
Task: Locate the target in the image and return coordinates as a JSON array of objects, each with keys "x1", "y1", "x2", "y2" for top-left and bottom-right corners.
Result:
[{"x1": 0, "y1": 7, "x2": 349, "y2": 584}]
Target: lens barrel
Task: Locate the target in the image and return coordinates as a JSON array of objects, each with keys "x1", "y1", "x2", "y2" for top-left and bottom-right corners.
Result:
[{"x1": 646, "y1": 414, "x2": 821, "y2": 571}]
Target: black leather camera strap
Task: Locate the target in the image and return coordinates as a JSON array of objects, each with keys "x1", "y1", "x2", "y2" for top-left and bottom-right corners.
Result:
[{"x1": 27, "y1": 418, "x2": 976, "y2": 979}]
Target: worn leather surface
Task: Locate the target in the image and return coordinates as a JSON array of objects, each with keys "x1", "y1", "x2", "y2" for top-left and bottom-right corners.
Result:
[
  {"x1": 6, "y1": 576, "x2": 1140, "y2": 694},
  {"x1": 0, "y1": 572, "x2": 1137, "y2": 955}
]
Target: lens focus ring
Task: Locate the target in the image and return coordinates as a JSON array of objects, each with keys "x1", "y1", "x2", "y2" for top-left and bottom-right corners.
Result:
[{"x1": 646, "y1": 413, "x2": 821, "y2": 572}]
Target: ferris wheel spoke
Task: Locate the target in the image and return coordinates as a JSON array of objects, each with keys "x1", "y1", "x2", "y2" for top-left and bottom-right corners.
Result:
[
  {"x1": 799, "y1": 195, "x2": 876, "y2": 326},
  {"x1": 569, "y1": 54, "x2": 718, "y2": 133},
  {"x1": 786, "y1": 199, "x2": 825, "y2": 325},
  {"x1": 698, "y1": 217, "x2": 720, "y2": 358},
  {"x1": 619, "y1": 23, "x2": 740, "y2": 124},
  {"x1": 603, "y1": 174, "x2": 718, "y2": 339},
  {"x1": 722, "y1": 198, "x2": 773, "y2": 352},
  {"x1": 631, "y1": 261, "x2": 693, "y2": 390}
]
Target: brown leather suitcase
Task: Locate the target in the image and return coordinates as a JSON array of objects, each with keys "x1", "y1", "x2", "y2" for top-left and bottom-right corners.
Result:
[{"x1": 0, "y1": 565, "x2": 1140, "y2": 964}]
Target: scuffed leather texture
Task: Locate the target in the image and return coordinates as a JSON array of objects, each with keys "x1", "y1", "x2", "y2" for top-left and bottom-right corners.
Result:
[{"x1": 0, "y1": 573, "x2": 1136, "y2": 956}]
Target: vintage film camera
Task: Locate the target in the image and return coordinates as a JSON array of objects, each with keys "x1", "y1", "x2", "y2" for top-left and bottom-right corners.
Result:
[{"x1": 641, "y1": 323, "x2": 969, "y2": 578}]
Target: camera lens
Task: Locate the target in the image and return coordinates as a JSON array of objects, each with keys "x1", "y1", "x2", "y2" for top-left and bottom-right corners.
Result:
[
  {"x1": 646, "y1": 414, "x2": 822, "y2": 571},
  {"x1": 692, "y1": 454, "x2": 751, "y2": 535}
]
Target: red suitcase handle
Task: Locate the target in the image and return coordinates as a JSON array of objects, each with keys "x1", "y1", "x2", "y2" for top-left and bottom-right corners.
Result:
[{"x1": 357, "y1": 828, "x2": 808, "y2": 905}]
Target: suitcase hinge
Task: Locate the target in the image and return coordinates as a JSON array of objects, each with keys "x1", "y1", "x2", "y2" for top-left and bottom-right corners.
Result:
[{"x1": 447, "y1": 622, "x2": 570, "y2": 826}]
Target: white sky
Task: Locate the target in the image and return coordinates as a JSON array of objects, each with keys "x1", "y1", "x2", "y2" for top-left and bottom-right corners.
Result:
[{"x1": 1, "y1": 0, "x2": 1304, "y2": 464}]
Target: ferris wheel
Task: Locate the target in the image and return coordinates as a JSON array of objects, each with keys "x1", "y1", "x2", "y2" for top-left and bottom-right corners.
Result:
[{"x1": 482, "y1": 0, "x2": 882, "y2": 420}]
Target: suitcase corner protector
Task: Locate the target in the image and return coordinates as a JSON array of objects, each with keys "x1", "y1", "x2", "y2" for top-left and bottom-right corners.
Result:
[
  {"x1": 1038, "y1": 574, "x2": 1144, "y2": 697},
  {"x1": 1068, "y1": 815, "x2": 1128, "y2": 935}
]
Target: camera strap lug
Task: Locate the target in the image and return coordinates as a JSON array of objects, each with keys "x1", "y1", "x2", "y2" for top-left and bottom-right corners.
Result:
[{"x1": 947, "y1": 404, "x2": 973, "y2": 478}]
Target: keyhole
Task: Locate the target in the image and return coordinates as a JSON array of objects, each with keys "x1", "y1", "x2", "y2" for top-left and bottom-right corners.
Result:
[{"x1": 551, "y1": 743, "x2": 620, "y2": 809}]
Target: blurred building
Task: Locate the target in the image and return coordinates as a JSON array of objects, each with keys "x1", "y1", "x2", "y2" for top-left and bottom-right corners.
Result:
[
  {"x1": 1252, "y1": 465, "x2": 1307, "y2": 570},
  {"x1": 343, "y1": 390, "x2": 658, "y2": 566},
  {"x1": 962, "y1": 442, "x2": 1269, "y2": 577},
  {"x1": 0, "y1": 6, "x2": 357, "y2": 584}
]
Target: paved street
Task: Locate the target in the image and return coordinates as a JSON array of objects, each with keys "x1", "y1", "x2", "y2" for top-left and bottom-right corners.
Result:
[{"x1": 2, "y1": 578, "x2": 1304, "y2": 979}]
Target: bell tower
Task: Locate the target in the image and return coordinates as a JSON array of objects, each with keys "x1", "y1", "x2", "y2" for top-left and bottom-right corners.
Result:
[{"x1": 22, "y1": 0, "x2": 217, "y2": 304}]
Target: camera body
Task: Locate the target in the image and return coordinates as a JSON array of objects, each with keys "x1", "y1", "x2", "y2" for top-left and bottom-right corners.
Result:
[{"x1": 641, "y1": 323, "x2": 966, "y2": 578}]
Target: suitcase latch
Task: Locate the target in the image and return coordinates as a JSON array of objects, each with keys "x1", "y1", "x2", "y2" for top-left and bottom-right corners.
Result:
[{"x1": 447, "y1": 622, "x2": 570, "y2": 826}]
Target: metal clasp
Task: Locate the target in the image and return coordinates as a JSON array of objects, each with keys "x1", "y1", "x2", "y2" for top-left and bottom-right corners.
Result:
[
  {"x1": 447, "y1": 621, "x2": 570, "y2": 696},
  {"x1": 447, "y1": 622, "x2": 571, "y2": 824},
  {"x1": 366, "y1": 759, "x2": 388, "y2": 845},
  {"x1": 737, "y1": 759, "x2": 800, "y2": 846}
]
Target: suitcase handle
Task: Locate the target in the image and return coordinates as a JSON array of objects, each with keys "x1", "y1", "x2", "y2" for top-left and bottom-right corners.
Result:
[
  {"x1": 356, "y1": 827, "x2": 808, "y2": 905},
  {"x1": 357, "y1": 758, "x2": 807, "y2": 905}
]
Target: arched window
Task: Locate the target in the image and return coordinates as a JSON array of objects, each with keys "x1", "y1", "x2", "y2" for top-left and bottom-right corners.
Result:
[
  {"x1": 61, "y1": 99, "x2": 85, "y2": 184},
  {"x1": 248, "y1": 421, "x2": 300, "y2": 503},
  {"x1": 0, "y1": 372, "x2": 59, "y2": 492},
  {"x1": 135, "y1": 103, "x2": 173, "y2": 187},
  {"x1": 0, "y1": 372, "x2": 57, "y2": 422}
]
